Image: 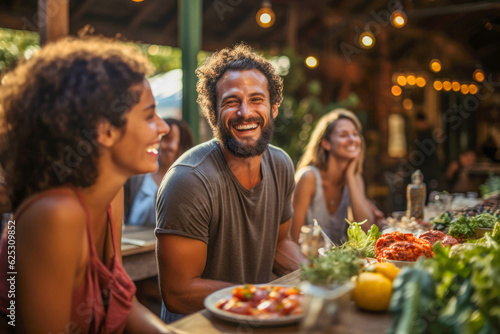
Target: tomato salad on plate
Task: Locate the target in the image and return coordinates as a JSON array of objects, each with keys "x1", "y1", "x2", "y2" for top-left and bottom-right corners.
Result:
[{"x1": 215, "y1": 284, "x2": 303, "y2": 319}]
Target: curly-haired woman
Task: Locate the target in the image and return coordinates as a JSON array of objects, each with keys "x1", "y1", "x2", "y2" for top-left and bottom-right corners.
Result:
[
  {"x1": 291, "y1": 109, "x2": 383, "y2": 246},
  {"x1": 0, "y1": 37, "x2": 174, "y2": 333}
]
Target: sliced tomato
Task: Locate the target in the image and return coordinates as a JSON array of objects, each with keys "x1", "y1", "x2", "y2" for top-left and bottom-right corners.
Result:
[
  {"x1": 232, "y1": 284, "x2": 256, "y2": 301},
  {"x1": 222, "y1": 298, "x2": 252, "y2": 315}
]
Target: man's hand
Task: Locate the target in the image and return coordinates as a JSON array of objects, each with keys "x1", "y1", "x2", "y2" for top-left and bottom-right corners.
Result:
[{"x1": 273, "y1": 220, "x2": 307, "y2": 276}]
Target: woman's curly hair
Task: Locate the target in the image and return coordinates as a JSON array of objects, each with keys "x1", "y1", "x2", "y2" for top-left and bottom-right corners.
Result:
[
  {"x1": 0, "y1": 36, "x2": 153, "y2": 210},
  {"x1": 196, "y1": 43, "x2": 283, "y2": 130}
]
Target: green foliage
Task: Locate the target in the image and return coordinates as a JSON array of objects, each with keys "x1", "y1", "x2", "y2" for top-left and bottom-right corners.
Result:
[
  {"x1": 479, "y1": 173, "x2": 500, "y2": 199},
  {"x1": 472, "y1": 213, "x2": 498, "y2": 228},
  {"x1": 300, "y1": 248, "x2": 362, "y2": 286},
  {"x1": 340, "y1": 220, "x2": 381, "y2": 258},
  {"x1": 448, "y1": 215, "x2": 478, "y2": 238},
  {"x1": 0, "y1": 28, "x2": 40, "y2": 74},
  {"x1": 389, "y1": 235, "x2": 500, "y2": 333}
]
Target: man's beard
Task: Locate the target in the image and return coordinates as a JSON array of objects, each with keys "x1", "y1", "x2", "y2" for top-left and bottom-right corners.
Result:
[{"x1": 215, "y1": 116, "x2": 275, "y2": 158}]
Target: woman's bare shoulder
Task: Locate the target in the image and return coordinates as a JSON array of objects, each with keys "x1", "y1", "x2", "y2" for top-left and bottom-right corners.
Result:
[
  {"x1": 17, "y1": 191, "x2": 87, "y2": 239},
  {"x1": 296, "y1": 167, "x2": 317, "y2": 185}
]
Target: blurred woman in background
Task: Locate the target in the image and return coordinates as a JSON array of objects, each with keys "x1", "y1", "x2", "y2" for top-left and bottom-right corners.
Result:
[
  {"x1": 292, "y1": 109, "x2": 382, "y2": 246},
  {"x1": 124, "y1": 118, "x2": 194, "y2": 227},
  {"x1": 0, "y1": 37, "x2": 174, "y2": 333}
]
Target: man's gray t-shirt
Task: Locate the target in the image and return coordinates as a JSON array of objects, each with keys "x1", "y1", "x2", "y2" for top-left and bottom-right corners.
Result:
[{"x1": 155, "y1": 139, "x2": 295, "y2": 284}]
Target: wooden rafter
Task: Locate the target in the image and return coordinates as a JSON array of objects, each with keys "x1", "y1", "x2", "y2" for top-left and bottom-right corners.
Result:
[
  {"x1": 72, "y1": 0, "x2": 94, "y2": 21},
  {"x1": 128, "y1": 0, "x2": 160, "y2": 30}
]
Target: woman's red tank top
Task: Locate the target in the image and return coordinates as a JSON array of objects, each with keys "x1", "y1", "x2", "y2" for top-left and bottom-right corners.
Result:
[{"x1": 0, "y1": 188, "x2": 136, "y2": 333}]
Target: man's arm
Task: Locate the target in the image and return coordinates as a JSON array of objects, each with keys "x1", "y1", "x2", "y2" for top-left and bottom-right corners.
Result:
[
  {"x1": 273, "y1": 220, "x2": 307, "y2": 276},
  {"x1": 156, "y1": 234, "x2": 233, "y2": 314}
]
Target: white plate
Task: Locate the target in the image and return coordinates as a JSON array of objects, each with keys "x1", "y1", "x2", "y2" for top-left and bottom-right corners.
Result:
[{"x1": 204, "y1": 284, "x2": 303, "y2": 326}]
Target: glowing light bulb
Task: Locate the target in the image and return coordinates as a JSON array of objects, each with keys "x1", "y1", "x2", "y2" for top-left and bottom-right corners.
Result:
[
  {"x1": 407, "y1": 75, "x2": 416, "y2": 86},
  {"x1": 397, "y1": 75, "x2": 407, "y2": 86},
  {"x1": 416, "y1": 77, "x2": 426, "y2": 87},
  {"x1": 305, "y1": 56, "x2": 318, "y2": 68},
  {"x1": 391, "y1": 85, "x2": 402, "y2": 96},
  {"x1": 391, "y1": 10, "x2": 407, "y2": 28},
  {"x1": 359, "y1": 32, "x2": 375, "y2": 49},
  {"x1": 443, "y1": 81, "x2": 452, "y2": 91},
  {"x1": 460, "y1": 84, "x2": 469, "y2": 94},
  {"x1": 469, "y1": 84, "x2": 478, "y2": 94},
  {"x1": 473, "y1": 69, "x2": 485, "y2": 83},
  {"x1": 430, "y1": 59, "x2": 441, "y2": 73},
  {"x1": 452, "y1": 81, "x2": 460, "y2": 92},
  {"x1": 433, "y1": 81, "x2": 443, "y2": 91},
  {"x1": 256, "y1": 4, "x2": 275, "y2": 28}
]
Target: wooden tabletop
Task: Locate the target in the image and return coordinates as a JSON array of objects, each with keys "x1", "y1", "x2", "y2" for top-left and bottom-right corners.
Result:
[
  {"x1": 121, "y1": 226, "x2": 158, "y2": 281},
  {"x1": 168, "y1": 270, "x2": 392, "y2": 334}
]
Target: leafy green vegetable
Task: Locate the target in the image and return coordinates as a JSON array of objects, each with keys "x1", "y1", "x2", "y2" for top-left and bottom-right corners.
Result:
[
  {"x1": 388, "y1": 230, "x2": 500, "y2": 333},
  {"x1": 479, "y1": 173, "x2": 500, "y2": 199},
  {"x1": 493, "y1": 221, "x2": 500, "y2": 243},
  {"x1": 300, "y1": 248, "x2": 361, "y2": 286},
  {"x1": 472, "y1": 213, "x2": 498, "y2": 228},
  {"x1": 340, "y1": 220, "x2": 381, "y2": 258},
  {"x1": 388, "y1": 267, "x2": 436, "y2": 334},
  {"x1": 448, "y1": 215, "x2": 478, "y2": 238},
  {"x1": 430, "y1": 211, "x2": 452, "y2": 226}
]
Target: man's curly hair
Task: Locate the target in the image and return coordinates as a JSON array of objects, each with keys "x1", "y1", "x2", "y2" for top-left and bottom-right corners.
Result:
[
  {"x1": 0, "y1": 36, "x2": 152, "y2": 210},
  {"x1": 196, "y1": 43, "x2": 283, "y2": 130}
]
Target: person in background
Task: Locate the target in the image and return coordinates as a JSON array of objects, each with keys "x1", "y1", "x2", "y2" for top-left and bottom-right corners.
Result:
[
  {"x1": 0, "y1": 37, "x2": 174, "y2": 333},
  {"x1": 124, "y1": 118, "x2": 194, "y2": 227},
  {"x1": 446, "y1": 150, "x2": 477, "y2": 193},
  {"x1": 155, "y1": 43, "x2": 305, "y2": 322},
  {"x1": 291, "y1": 109, "x2": 381, "y2": 246}
]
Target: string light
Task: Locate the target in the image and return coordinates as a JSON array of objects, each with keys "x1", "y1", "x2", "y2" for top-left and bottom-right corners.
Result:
[
  {"x1": 391, "y1": 85, "x2": 402, "y2": 96},
  {"x1": 469, "y1": 84, "x2": 478, "y2": 94},
  {"x1": 451, "y1": 81, "x2": 460, "y2": 92},
  {"x1": 407, "y1": 75, "x2": 416, "y2": 86},
  {"x1": 460, "y1": 84, "x2": 469, "y2": 94},
  {"x1": 256, "y1": 1, "x2": 276, "y2": 28},
  {"x1": 416, "y1": 77, "x2": 426, "y2": 87},
  {"x1": 443, "y1": 81, "x2": 452, "y2": 91},
  {"x1": 305, "y1": 56, "x2": 318, "y2": 68},
  {"x1": 403, "y1": 98, "x2": 413, "y2": 110},
  {"x1": 391, "y1": 10, "x2": 407, "y2": 28},
  {"x1": 429, "y1": 59, "x2": 441, "y2": 73},
  {"x1": 433, "y1": 81, "x2": 443, "y2": 91},
  {"x1": 473, "y1": 69, "x2": 485, "y2": 82},
  {"x1": 397, "y1": 75, "x2": 407, "y2": 86},
  {"x1": 359, "y1": 31, "x2": 375, "y2": 49}
]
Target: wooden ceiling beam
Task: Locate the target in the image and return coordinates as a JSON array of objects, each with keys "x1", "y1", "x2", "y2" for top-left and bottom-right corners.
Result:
[
  {"x1": 161, "y1": 3, "x2": 178, "y2": 36},
  {"x1": 220, "y1": 11, "x2": 256, "y2": 45},
  {"x1": 72, "y1": 0, "x2": 94, "y2": 21},
  {"x1": 128, "y1": 0, "x2": 160, "y2": 30},
  {"x1": 72, "y1": 18, "x2": 177, "y2": 46},
  {"x1": 409, "y1": 1, "x2": 500, "y2": 19}
]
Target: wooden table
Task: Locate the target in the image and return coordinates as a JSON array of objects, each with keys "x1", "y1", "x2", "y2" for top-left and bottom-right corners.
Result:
[
  {"x1": 121, "y1": 226, "x2": 157, "y2": 281},
  {"x1": 169, "y1": 270, "x2": 392, "y2": 334}
]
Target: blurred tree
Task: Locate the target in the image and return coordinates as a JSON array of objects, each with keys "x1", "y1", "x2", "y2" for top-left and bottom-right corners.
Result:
[{"x1": 0, "y1": 28, "x2": 40, "y2": 74}]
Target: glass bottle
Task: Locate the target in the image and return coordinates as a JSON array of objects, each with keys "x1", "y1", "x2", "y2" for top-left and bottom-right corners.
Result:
[{"x1": 406, "y1": 170, "x2": 426, "y2": 220}]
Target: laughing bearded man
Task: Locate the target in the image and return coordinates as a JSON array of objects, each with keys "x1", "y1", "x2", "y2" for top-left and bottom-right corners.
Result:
[{"x1": 155, "y1": 43, "x2": 306, "y2": 323}]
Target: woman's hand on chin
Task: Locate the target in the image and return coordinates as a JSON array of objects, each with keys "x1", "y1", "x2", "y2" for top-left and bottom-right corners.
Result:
[{"x1": 345, "y1": 157, "x2": 358, "y2": 178}]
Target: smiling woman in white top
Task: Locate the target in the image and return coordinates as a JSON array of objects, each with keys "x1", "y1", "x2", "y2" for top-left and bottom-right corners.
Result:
[{"x1": 291, "y1": 109, "x2": 380, "y2": 245}]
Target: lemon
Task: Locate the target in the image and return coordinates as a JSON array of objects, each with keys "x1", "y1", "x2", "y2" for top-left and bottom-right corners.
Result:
[
  {"x1": 370, "y1": 262, "x2": 400, "y2": 282},
  {"x1": 352, "y1": 272, "x2": 392, "y2": 311}
]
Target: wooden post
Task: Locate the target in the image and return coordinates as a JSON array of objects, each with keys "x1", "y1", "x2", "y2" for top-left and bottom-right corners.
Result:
[
  {"x1": 179, "y1": 0, "x2": 202, "y2": 143},
  {"x1": 38, "y1": 0, "x2": 69, "y2": 46},
  {"x1": 287, "y1": 0, "x2": 298, "y2": 51}
]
